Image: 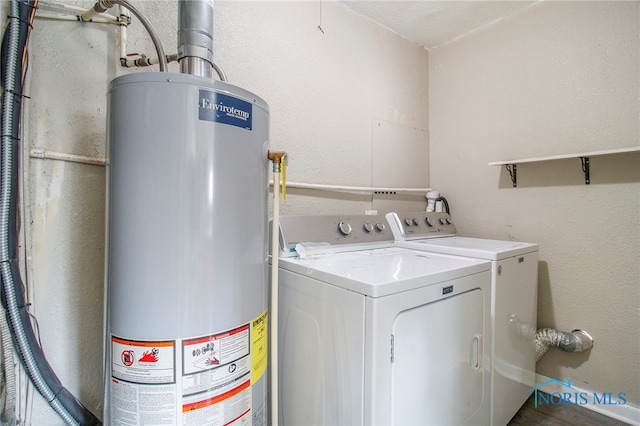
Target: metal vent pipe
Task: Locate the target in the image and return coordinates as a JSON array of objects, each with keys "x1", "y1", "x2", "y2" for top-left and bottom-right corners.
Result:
[
  {"x1": 178, "y1": 0, "x2": 214, "y2": 77},
  {"x1": 535, "y1": 329, "x2": 594, "y2": 361}
]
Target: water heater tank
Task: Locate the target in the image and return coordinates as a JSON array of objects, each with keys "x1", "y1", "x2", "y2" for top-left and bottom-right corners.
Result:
[{"x1": 105, "y1": 72, "x2": 269, "y2": 425}]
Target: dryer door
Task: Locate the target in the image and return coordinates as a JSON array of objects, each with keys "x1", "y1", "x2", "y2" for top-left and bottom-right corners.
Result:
[{"x1": 391, "y1": 289, "x2": 485, "y2": 425}]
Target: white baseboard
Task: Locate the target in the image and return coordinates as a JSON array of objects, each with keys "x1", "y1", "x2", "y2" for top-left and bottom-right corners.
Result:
[{"x1": 535, "y1": 374, "x2": 640, "y2": 426}]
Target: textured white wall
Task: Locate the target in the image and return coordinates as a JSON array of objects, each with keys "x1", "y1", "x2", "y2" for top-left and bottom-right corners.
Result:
[
  {"x1": 429, "y1": 0, "x2": 640, "y2": 412},
  {"x1": 2, "y1": 1, "x2": 428, "y2": 423},
  {"x1": 14, "y1": 0, "x2": 639, "y2": 424},
  {"x1": 213, "y1": 1, "x2": 430, "y2": 215}
]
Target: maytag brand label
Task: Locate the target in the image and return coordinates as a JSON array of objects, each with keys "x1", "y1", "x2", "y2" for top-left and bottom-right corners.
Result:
[
  {"x1": 199, "y1": 90, "x2": 252, "y2": 130},
  {"x1": 442, "y1": 285, "x2": 454, "y2": 295}
]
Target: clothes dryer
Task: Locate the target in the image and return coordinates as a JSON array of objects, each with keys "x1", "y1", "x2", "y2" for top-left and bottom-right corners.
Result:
[
  {"x1": 274, "y1": 215, "x2": 492, "y2": 425},
  {"x1": 387, "y1": 212, "x2": 538, "y2": 426}
]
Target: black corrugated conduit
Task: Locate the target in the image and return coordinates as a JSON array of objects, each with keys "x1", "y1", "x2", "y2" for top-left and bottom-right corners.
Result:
[{"x1": 1, "y1": 1, "x2": 100, "y2": 424}]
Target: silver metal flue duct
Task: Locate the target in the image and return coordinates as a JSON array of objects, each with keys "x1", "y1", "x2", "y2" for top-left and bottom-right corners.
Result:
[
  {"x1": 535, "y1": 328, "x2": 594, "y2": 362},
  {"x1": 178, "y1": 0, "x2": 215, "y2": 78}
]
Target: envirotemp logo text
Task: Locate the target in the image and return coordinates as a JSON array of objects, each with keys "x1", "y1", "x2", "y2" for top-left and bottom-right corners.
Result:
[
  {"x1": 200, "y1": 98, "x2": 250, "y2": 122},
  {"x1": 198, "y1": 90, "x2": 253, "y2": 130}
]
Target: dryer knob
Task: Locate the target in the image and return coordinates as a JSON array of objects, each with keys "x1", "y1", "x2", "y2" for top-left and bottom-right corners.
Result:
[
  {"x1": 375, "y1": 223, "x2": 386, "y2": 232},
  {"x1": 404, "y1": 218, "x2": 413, "y2": 226},
  {"x1": 439, "y1": 218, "x2": 449, "y2": 225},
  {"x1": 412, "y1": 218, "x2": 420, "y2": 226},
  {"x1": 363, "y1": 222, "x2": 374, "y2": 233},
  {"x1": 426, "y1": 217, "x2": 434, "y2": 227},
  {"x1": 338, "y1": 221, "x2": 352, "y2": 236}
]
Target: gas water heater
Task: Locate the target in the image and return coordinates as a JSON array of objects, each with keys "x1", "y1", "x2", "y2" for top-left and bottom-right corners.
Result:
[
  {"x1": 105, "y1": 72, "x2": 270, "y2": 426},
  {"x1": 104, "y1": 4, "x2": 270, "y2": 424}
]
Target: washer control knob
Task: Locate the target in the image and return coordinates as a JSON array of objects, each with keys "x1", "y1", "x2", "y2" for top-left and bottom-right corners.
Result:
[
  {"x1": 404, "y1": 218, "x2": 413, "y2": 226},
  {"x1": 338, "y1": 221, "x2": 352, "y2": 236},
  {"x1": 363, "y1": 222, "x2": 374, "y2": 233},
  {"x1": 439, "y1": 218, "x2": 450, "y2": 225},
  {"x1": 412, "y1": 218, "x2": 420, "y2": 226},
  {"x1": 375, "y1": 223, "x2": 386, "y2": 232},
  {"x1": 426, "y1": 217, "x2": 434, "y2": 227}
]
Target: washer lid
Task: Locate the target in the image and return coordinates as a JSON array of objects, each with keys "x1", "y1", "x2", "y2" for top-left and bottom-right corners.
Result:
[
  {"x1": 279, "y1": 247, "x2": 489, "y2": 298},
  {"x1": 396, "y1": 236, "x2": 538, "y2": 260}
]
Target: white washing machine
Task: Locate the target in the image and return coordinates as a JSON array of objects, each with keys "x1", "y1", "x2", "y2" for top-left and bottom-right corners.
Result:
[
  {"x1": 275, "y1": 215, "x2": 492, "y2": 425},
  {"x1": 386, "y1": 212, "x2": 538, "y2": 426}
]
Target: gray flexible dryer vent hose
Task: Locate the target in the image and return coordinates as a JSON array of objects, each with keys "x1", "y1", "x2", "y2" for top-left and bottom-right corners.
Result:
[{"x1": 535, "y1": 328, "x2": 594, "y2": 362}]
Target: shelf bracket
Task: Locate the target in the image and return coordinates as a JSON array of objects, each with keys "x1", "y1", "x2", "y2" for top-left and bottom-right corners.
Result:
[
  {"x1": 580, "y1": 157, "x2": 590, "y2": 185},
  {"x1": 505, "y1": 164, "x2": 517, "y2": 187}
]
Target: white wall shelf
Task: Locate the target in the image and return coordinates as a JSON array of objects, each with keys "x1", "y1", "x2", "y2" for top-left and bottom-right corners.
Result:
[{"x1": 489, "y1": 147, "x2": 640, "y2": 187}]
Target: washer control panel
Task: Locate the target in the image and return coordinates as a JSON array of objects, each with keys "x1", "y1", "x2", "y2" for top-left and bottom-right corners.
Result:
[
  {"x1": 276, "y1": 214, "x2": 392, "y2": 256},
  {"x1": 385, "y1": 212, "x2": 457, "y2": 241}
]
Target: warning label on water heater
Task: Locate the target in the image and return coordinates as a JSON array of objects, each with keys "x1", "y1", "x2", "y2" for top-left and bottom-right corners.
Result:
[
  {"x1": 199, "y1": 90, "x2": 253, "y2": 130},
  {"x1": 182, "y1": 325, "x2": 250, "y2": 385},
  {"x1": 112, "y1": 337, "x2": 176, "y2": 385},
  {"x1": 181, "y1": 325, "x2": 252, "y2": 425},
  {"x1": 250, "y1": 310, "x2": 268, "y2": 384},
  {"x1": 110, "y1": 311, "x2": 268, "y2": 425}
]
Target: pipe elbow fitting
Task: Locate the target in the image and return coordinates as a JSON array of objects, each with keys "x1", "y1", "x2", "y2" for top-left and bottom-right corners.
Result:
[
  {"x1": 267, "y1": 151, "x2": 287, "y2": 172},
  {"x1": 267, "y1": 150, "x2": 286, "y2": 164}
]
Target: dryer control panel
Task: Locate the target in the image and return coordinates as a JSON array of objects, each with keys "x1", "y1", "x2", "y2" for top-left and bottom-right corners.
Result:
[
  {"x1": 276, "y1": 215, "x2": 393, "y2": 257},
  {"x1": 386, "y1": 212, "x2": 457, "y2": 240}
]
